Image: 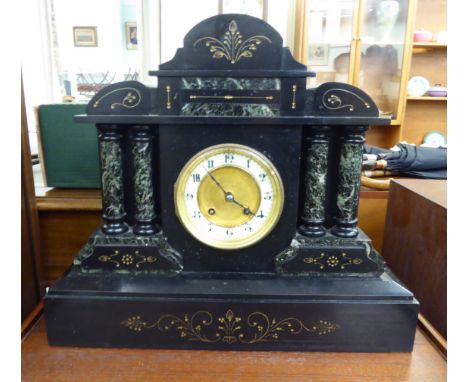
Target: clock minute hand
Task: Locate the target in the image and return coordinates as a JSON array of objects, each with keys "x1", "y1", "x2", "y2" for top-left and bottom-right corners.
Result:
[{"x1": 203, "y1": 166, "x2": 229, "y2": 196}]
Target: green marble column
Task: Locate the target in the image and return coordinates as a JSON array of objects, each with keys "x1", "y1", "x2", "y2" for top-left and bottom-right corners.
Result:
[
  {"x1": 298, "y1": 130, "x2": 329, "y2": 237},
  {"x1": 131, "y1": 125, "x2": 158, "y2": 235},
  {"x1": 331, "y1": 128, "x2": 366, "y2": 238},
  {"x1": 98, "y1": 124, "x2": 128, "y2": 234}
]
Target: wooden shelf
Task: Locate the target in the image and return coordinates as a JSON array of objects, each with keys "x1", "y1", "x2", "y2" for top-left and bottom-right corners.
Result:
[
  {"x1": 35, "y1": 188, "x2": 102, "y2": 211},
  {"x1": 407, "y1": 96, "x2": 447, "y2": 101},
  {"x1": 413, "y1": 42, "x2": 447, "y2": 48}
]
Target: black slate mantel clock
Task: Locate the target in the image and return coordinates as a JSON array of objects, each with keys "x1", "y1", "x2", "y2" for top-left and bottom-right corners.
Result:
[{"x1": 44, "y1": 14, "x2": 419, "y2": 352}]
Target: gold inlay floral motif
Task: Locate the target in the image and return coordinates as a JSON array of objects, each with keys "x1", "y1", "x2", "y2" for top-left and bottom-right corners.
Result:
[
  {"x1": 303, "y1": 252, "x2": 363, "y2": 270},
  {"x1": 193, "y1": 20, "x2": 271, "y2": 64},
  {"x1": 98, "y1": 250, "x2": 157, "y2": 268},
  {"x1": 121, "y1": 309, "x2": 339, "y2": 343}
]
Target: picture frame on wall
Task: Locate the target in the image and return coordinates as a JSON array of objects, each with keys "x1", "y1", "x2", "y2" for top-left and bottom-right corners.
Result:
[
  {"x1": 73, "y1": 26, "x2": 98, "y2": 47},
  {"x1": 309, "y1": 43, "x2": 329, "y2": 66},
  {"x1": 125, "y1": 22, "x2": 138, "y2": 50}
]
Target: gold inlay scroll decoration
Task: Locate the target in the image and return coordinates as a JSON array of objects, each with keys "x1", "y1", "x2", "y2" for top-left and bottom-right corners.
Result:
[
  {"x1": 121, "y1": 309, "x2": 340, "y2": 343},
  {"x1": 322, "y1": 89, "x2": 371, "y2": 112},
  {"x1": 93, "y1": 87, "x2": 142, "y2": 109}
]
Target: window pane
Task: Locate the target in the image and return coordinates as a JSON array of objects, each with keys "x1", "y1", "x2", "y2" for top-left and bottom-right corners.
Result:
[
  {"x1": 160, "y1": 0, "x2": 218, "y2": 63},
  {"x1": 307, "y1": 0, "x2": 356, "y2": 85},
  {"x1": 358, "y1": 0, "x2": 409, "y2": 117},
  {"x1": 267, "y1": 0, "x2": 296, "y2": 48},
  {"x1": 222, "y1": 0, "x2": 264, "y2": 19},
  {"x1": 53, "y1": 0, "x2": 142, "y2": 101}
]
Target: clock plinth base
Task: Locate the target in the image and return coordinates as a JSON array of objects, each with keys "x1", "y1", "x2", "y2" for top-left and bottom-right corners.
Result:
[
  {"x1": 44, "y1": 268, "x2": 418, "y2": 352},
  {"x1": 74, "y1": 230, "x2": 183, "y2": 274},
  {"x1": 276, "y1": 229, "x2": 384, "y2": 276}
]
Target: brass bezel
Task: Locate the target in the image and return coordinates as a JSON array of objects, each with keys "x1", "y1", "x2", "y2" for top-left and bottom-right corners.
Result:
[{"x1": 174, "y1": 143, "x2": 284, "y2": 250}]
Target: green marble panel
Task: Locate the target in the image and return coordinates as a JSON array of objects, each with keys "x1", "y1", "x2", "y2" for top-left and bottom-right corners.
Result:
[
  {"x1": 303, "y1": 142, "x2": 329, "y2": 220},
  {"x1": 335, "y1": 142, "x2": 363, "y2": 220},
  {"x1": 181, "y1": 77, "x2": 280, "y2": 90},
  {"x1": 181, "y1": 102, "x2": 279, "y2": 117},
  {"x1": 100, "y1": 140, "x2": 125, "y2": 218},
  {"x1": 132, "y1": 140, "x2": 156, "y2": 221}
]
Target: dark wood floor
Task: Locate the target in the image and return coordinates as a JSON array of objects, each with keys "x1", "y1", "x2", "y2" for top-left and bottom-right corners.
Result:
[{"x1": 22, "y1": 317, "x2": 446, "y2": 382}]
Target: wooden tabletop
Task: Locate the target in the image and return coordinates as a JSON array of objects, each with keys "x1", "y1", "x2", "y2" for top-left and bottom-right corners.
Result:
[{"x1": 22, "y1": 317, "x2": 446, "y2": 382}]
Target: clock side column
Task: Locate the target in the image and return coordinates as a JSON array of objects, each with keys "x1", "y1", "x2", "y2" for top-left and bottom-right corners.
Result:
[
  {"x1": 298, "y1": 129, "x2": 330, "y2": 237},
  {"x1": 331, "y1": 127, "x2": 366, "y2": 238},
  {"x1": 97, "y1": 124, "x2": 128, "y2": 235},
  {"x1": 131, "y1": 125, "x2": 159, "y2": 235}
]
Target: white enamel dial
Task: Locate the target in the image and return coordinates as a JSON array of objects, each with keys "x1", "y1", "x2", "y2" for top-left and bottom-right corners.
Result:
[{"x1": 174, "y1": 144, "x2": 284, "y2": 249}]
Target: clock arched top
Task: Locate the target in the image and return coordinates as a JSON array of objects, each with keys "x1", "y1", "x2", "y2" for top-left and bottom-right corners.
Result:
[{"x1": 156, "y1": 14, "x2": 306, "y2": 73}]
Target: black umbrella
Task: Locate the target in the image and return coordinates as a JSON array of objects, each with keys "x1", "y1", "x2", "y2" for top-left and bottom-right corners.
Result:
[{"x1": 363, "y1": 144, "x2": 447, "y2": 179}]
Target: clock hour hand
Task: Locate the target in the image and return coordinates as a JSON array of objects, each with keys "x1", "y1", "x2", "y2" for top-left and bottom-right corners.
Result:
[{"x1": 230, "y1": 198, "x2": 254, "y2": 216}]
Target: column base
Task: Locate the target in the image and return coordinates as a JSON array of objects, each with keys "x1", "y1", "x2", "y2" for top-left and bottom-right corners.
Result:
[
  {"x1": 331, "y1": 218, "x2": 359, "y2": 238},
  {"x1": 102, "y1": 221, "x2": 129, "y2": 235},
  {"x1": 298, "y1": 222, "x2": 326, "y2": 237},
  {"x1": 331, "y1": 225, "x2": 358, "y2": 238},
  {"x1": 133, "y1": 221, "x2": 160, "y2": 236}
]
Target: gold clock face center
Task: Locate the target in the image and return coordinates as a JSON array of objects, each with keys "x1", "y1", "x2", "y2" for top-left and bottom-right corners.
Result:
[{"x1": 198, "y1": 166, "x2": 261, "y2": 228}]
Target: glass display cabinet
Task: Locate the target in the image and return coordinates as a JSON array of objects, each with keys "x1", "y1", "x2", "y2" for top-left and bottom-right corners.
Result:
[{"x1": 301, "y1": 0, "x2": 416, "y2": 124}]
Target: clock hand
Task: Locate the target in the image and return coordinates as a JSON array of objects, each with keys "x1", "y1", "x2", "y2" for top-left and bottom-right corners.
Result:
[
  {"x1": 230, "y1": 198, "x2": 254, "y2": 215},
  {"x1": 202, "y1": 166, "x2": 253, "y2": 215},
  {"x1": 203, "y1": 166, "x2": 229, "y2": 196}
]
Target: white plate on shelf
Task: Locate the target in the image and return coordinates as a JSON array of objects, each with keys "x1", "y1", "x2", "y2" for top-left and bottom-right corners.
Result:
[
  {"x1": 407, "y1": 76, "x2": 430, "y2": 97},
  {"x1": 422, "y1": 131, "x2": 447, "y2": 147}
]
